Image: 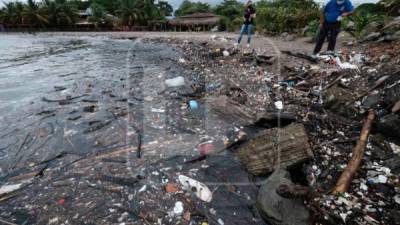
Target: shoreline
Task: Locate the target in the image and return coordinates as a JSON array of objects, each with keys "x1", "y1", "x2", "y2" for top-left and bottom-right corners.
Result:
[
  {"x1": 1, "y1": 33, "x2": 398, "y2": 225},
  {"x1": 1, "y1": 31, "x2": 356, "y2": 54}
]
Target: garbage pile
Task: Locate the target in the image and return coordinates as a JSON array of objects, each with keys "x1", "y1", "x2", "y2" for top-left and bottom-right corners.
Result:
[{"x1": 0, "y1": 36, "x2": 399, "y2": 225}]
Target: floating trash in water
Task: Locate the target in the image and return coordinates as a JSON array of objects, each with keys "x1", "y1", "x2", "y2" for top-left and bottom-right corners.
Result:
[
  {"x1": 189, "y1": 100, "x2": 199, "y2": 110},
  {"x1": 165, "y1": 76, "x2": 185, "y2": 87},
  {"x1": 0, "y1": 183, "x2": 23, "y2": 195},
  {"x1": 274, "y1": 101, "x2": 283, "y2": 110},
  {"x1": 178, "y1": 175, "x2": 212, "y2": 202},
  {"x1": 199, "y1": 143, "x2": 215, "y2": 155}
]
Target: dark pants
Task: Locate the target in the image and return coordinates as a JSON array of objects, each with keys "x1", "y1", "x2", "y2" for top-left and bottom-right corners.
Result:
[{"x1": 313, "y1": 21, "x2": 341, "y2": 54}]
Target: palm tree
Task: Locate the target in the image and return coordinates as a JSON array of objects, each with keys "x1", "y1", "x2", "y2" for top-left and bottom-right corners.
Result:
[
  {"x1": 0, "y1": 7, "x2": 5, "y2": 24},
  {"x1": 1, "y1": 2, "x2": 24, "y2": 26},
  {"x1": 142, "y1": 0, "x2": 158, "y2": 22},
  {"x1": 41, "y1": 0, "x2": 78, "y2": 28},
  {"x1": 22, "y1": 0, "x2": 49, "y2": 27},
  {"x1": 14, "y1": 1, "x2": 24, "y2": 25},
  {"x1": 116, "y1": 0, "x2": 141, "y2": 29}
]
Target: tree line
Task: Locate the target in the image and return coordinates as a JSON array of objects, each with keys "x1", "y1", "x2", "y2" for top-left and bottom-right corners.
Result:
[
  {"x1": 0, "y1": 0, "x2": 398, "y2": 34},
  {"x1": 0, "y1": 0, "x2": 174, "y2": 28}
]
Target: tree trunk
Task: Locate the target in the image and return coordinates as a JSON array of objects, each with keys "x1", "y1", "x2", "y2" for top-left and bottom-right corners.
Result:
[{"x1": 333, "y1": 110, "x2": 376, "y2": 194}]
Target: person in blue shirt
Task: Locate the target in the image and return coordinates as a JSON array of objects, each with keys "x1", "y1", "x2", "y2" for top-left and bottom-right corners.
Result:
[{"x1": 313, "y1": 0, "x2": 354, "y2": 55}]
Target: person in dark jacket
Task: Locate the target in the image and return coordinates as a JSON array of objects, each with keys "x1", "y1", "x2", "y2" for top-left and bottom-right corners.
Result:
[
  {"x1": 313, "y1": 0, "x2": 354, "y2": 55},
  {"x1": 237, "y1": 0, "x2": 256, "y2": 48}
]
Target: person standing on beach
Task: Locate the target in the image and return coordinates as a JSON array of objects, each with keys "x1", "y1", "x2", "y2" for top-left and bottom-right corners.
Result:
[
  {"x1": 313, "y1": 0, "x2": 354, "y2": 55},
  {"x1": 237, "y1": 0, "x2": 256, "y2": 48}
]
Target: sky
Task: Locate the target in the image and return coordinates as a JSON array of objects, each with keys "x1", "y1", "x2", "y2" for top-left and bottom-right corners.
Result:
[{"x1": 0, "y1": 0, "x2": 380, "y2": 9}]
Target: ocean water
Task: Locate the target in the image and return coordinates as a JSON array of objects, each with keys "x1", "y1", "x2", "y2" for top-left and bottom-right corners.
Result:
[
  {"x1": 0, "y1": 34, "x2": 134, "y2": 116},
  {"x1": 0, "y1": 34, "x2": 212, "y2": 174}
]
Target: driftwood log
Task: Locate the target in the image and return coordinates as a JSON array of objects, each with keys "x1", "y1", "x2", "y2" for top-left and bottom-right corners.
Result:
[
  {"x1": 333, "y1": 110, "x2": 376, "y2": 194},
  {"x1": 235, "y1": 123, "x2": 313, "y2": 175}
]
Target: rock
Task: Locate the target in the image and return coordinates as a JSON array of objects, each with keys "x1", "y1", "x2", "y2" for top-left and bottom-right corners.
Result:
[
  {"x1": 323, "y1": 86, "x2": 357, "y2": 118},
  {"x1": 383, "y1": 156, "x2": 400, "y2": 175},
  {"x1": 383, "y1": 33, "x2": 400, "y2": 42},
  {"x1": 360, "y1": 21, "x2": 383, "y2": 38},
  {"x1": 363, "y1": 93, "x2": 381, "y2": 108},
  {"x1": 361, "y1": 32, "x2": 382, "y2": 42},
  {"x1": 382, "y1": 18, "x2": 400, "y2": 35},
  {"x1": 384, "y1": 83, "x2": 400, "y2": 107},
  {"x1": 257, "y1": 169, "x2": 310, "y2": 225},
  {"x1": 280, "y1": 32, "x2": 295, "y2": 41},
  {"x1": 235, "y1": 123, "x2": 313, "y2": 175},
  {"x1": 388, "y1": 209, "x2": 400, "y2": 225},
  {"x1": 375, "y1": 114, "x2": 400, "y2": 140}
]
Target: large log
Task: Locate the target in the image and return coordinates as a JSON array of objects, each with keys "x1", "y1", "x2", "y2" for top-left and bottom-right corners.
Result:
[
  {"x1": 333, "y1": 110, "x2": 376, "y2": 194},
  {"x1": 235, "y1": 123, "x2": 313, "y2": 175}
]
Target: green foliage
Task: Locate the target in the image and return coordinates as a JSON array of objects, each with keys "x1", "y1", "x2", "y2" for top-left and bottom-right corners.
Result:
[
  {"x1": 174, "y1": 0, "x2": 211, "y2": 17},
  {"x1": 0, "y1": 2, "x2": 24, "y2": 25},
  {"x1": 217, "y1": 16, "x2": 229, "y2": 31},
  {"x1": 255, "y1": 0, "x2": 320, "y2": 34},
  {"x1": 356, "y1": 3, "x2": 385, "y2": 15},
  {"x1": 0, "y1": 0, "x2": 172, "y2": 28},
  {"x1": 157, "y1": 0, "x2": 173, "y2": 17},
  {"x1": 214, "y1": 0, "x2": 244, "y2": 21},
  {"x1": 115, "y1": 0, "x2": 141, "y2": 26},
  {"x1": 218, "y1": 15, "x2": 243, "y2": 32},
  {"x1": 214, "y1": 0, "x2": 244, "y2": 31},
  {"x1": 22, "y1": 0, "x2": 49, "y2": 26},
  {"x1": 350, "y1": 13, "x2": 384, "y2": 39},
  {"x1": 41, "y1": 0, "x2": 78, "y2": 27},
  {"x1": 304, "y1": 19, "x2": 320, "y2": 37},
  {"x1": 345, "y1": 3, "x2": 387, "y2": 39}
]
